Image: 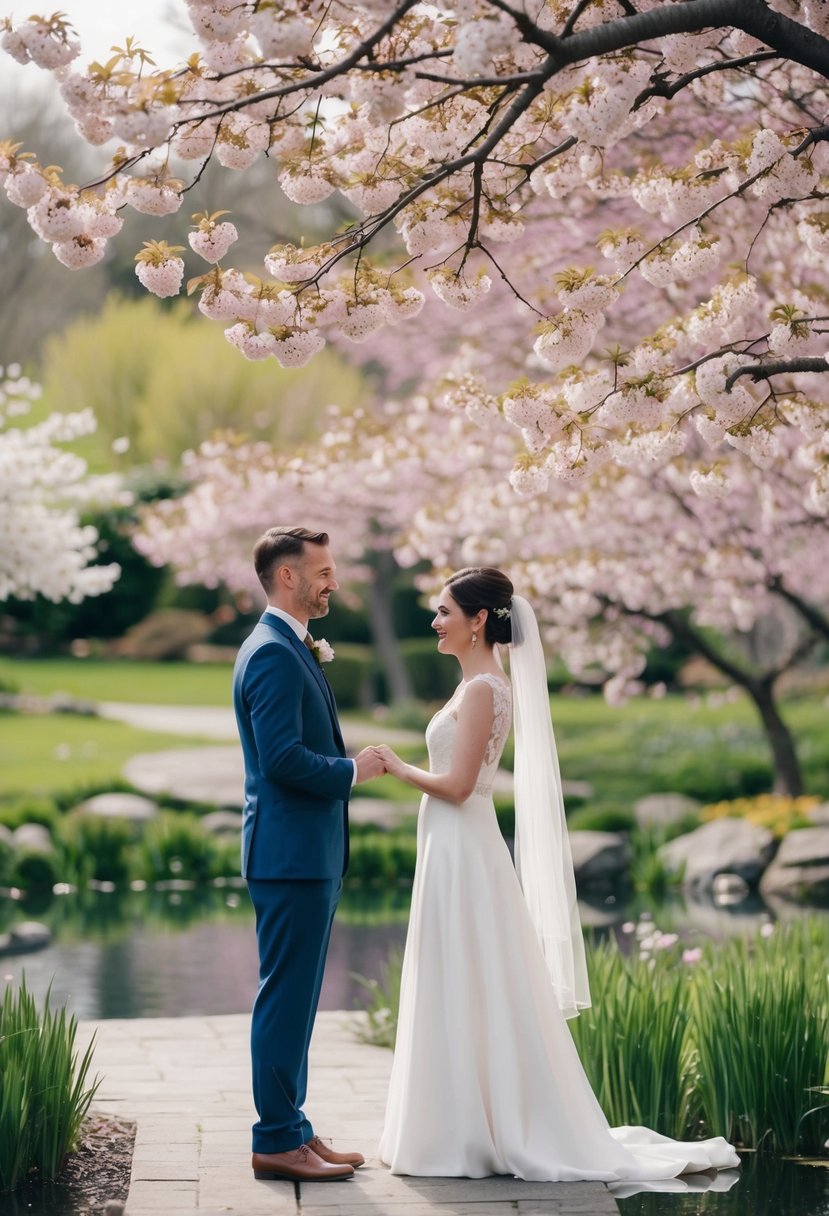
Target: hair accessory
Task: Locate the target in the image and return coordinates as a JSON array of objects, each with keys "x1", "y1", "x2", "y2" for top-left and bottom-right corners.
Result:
[{"x1": 494, "y1": 605, "x2": 512, "y2": 619}]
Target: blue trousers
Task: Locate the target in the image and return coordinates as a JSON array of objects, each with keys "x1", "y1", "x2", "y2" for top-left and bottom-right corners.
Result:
[{"x1": 247, "y1": 877, "x2": 341, "y2": 1154}]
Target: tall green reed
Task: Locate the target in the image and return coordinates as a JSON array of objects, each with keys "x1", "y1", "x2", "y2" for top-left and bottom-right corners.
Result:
[
  {"x1": 567, "y1": 937, "x2": 695, "y2": 1137},
  {"x1": 690, "y1": 923, "x2": 829, "y2": 1154},
  {"x1": 0, "y1": 979, "x2": 99, "y2": 1191},
  {"x1": 357, "y1": 918, "x2": 829, "y2": 1156}
]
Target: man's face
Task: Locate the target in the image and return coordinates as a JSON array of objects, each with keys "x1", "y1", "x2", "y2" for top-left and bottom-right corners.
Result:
[{"x1": 293, "y1": 543, "x2": 339, "y2": 620}]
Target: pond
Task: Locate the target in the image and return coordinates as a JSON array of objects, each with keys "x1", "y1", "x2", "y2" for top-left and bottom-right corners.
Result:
[
  {"x1": 2, "y1": 883, "x2": 826, "y2": 1020},
  {"x1": 0, "y1": 884, "x2": 411, "y2": 1019}
]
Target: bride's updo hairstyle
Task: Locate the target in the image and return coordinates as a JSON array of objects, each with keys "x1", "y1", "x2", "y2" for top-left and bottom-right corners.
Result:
[{"x1": 444, "y1": 567, "x2": 514, "y2": 646}]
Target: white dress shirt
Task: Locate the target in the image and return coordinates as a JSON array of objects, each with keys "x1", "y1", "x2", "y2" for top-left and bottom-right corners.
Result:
[{"x1": 265, "y1": 605, "x2": 357, "y2": 788}]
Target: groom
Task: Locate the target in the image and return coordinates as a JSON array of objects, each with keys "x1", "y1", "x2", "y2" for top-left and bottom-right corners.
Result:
[{"x1": 233, "y1": 526, "x2": 384, "y2": 1182}]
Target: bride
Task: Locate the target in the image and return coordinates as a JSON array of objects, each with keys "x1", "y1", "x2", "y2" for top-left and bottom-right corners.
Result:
[{"x1": 372, "y1": 566, "x2": 740, "y2": 1184}]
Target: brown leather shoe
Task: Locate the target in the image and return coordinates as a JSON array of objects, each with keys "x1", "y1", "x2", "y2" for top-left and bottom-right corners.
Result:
[
  {"x1": 305, "y1": 1134, "x2": 365, "y2": 1168},
  {"x1": 252, "y1": 1144, "x2": 354, "y2": 1181}
]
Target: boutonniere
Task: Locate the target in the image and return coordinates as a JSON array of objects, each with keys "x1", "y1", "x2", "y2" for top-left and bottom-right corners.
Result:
[{"x1": 311, "y1": 638, "x2": 335, "y2": 665}]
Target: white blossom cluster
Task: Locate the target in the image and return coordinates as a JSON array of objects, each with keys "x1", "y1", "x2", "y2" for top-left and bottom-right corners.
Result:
[{"x1": 0, "y1": 367, "x2": 123, "y2": 603}]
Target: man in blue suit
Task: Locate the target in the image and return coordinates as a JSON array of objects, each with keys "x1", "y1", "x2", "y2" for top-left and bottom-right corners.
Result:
[{"x1": 233, "y1": 526, "x2": 384, "y2": 1182}]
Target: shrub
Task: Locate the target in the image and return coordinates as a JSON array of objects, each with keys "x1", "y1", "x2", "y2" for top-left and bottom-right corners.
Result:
[
  {"x1": 0, "y1": 798, "x2": 60, "y2": 833},
  {"x1": 0, "y1": 979, "x2": 99, "y2": 1191},
  {"x1": 346, "y1": 832, "x2": 417, "y2": 888},
  {"x1": 11, "y1": 850, "x2": 61, "y2": 893},
  {"x1": 629, "y1": 828, "x2": 685, "y2": 896},
  {"x1": 58, "y1": 813, "x2": 135, "y2": 887},
  {"x1": 323, "y1": 643, "x2": 376, "y2": 710},
  {"x1": 567, "y1": 804, "x2": 637, "y2": 833},
  {"x1": 399, "y1": 638, "x2": 460, "y2": 702},
  {"x1": 138, "y1": 813, "x2": 219, "y2": 884},
  {"x1": 0, "y1": 834, "x2": 14, "y2": 887}
]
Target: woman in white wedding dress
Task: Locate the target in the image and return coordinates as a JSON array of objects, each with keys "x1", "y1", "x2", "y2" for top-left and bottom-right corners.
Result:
[{"x1": 374, "y1": 567, "x2": 740, "y2": 1184}]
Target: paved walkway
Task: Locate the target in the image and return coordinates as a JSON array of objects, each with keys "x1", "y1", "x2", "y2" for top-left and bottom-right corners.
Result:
[{"x1": 76, "y1": 1011, "x2": 618, "y2": 1216}]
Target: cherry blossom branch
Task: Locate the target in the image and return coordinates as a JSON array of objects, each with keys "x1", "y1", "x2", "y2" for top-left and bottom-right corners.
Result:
[
  {"x1": 724, "y1": 357, "x2": 828, "y2": 390},
  {"x1": 768, "y1": 575, "x2": 829, "y2": 641},
  {"x1": 632, "y1": 49, "x2": 779, "y2": 110}
]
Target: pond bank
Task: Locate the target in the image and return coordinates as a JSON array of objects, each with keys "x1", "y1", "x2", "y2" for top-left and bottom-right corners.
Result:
[{"x1": 76, "y1": 1010, "x2": 618, "y2": 1215}]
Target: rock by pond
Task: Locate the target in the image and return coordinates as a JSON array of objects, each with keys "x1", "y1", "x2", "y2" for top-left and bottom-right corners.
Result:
[
  {"x1": 759, "y1": 827, "x2": 829, "y2": 904},
  {"x1": 633, "y1": 792, "x2": 701, "y2": 830},
  {"x1": 201, "y1": 810, "x2": 243, "y2": 836},
  {"x1": 74, "y1": 792, "x2": 159, "y2": 825},
  {"x1": 13, "y1": 823, "x2": 54, "y2": 853},
  {"x1": 658, "y1": 818, "x2": 777, "y2": 892},
  {"x1": 570, "y1": 830, "x2": 631, "y2": 886},
  {"x1": 0, "y1": 921, "x2": 52, "y2": 955}
]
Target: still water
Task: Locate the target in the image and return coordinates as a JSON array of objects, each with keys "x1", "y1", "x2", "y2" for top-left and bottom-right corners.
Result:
[
  {"x1": 0, "y1": 884, "x2": 410, "y2": 1019},
  {"x1": 2, "y1": 884, "x2": 826, "y2": 1020}
]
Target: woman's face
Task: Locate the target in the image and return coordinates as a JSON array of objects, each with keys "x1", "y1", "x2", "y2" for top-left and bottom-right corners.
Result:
[{"x1": 431, "y1": 588, "x2": 474, "y2": 657}]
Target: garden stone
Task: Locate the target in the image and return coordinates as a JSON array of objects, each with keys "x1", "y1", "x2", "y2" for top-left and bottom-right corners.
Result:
[
  {"x1": 201, "y1": 810, "x2": 243, "y2": 836},
  {"x1": 569, "y1": 831, "x2": 631, "y2": 886},
  {"x1": 807, "y1": 802, "x2": 829, "y2": 826},
  {"x1": 75, "y1": 792, "x2": 159, "y2": 825},
  {"x1": 633, "y1": 792, "x2": 701, "y2": 830},
  {"x1": 563, "y1": 779, "x2": 594, "y2": 801},
  {"x1": 711, "y1": 872, "x2": 750, "y2": 904},
  {"x1": 13, "y1": 823, "x2": 54, "y2": 852},
  {"x1": 9, "y1": 921, "x2": 52, "y2": 952},
  {"x1": 658, "y1": 819, "x2": 776, "y2": 892},
  {"x1": 0, "y1": 823, "x2": 14, "y2": 849},
  {"x1": 759, "y1": 828, "x2": 829, "y2": 903}
]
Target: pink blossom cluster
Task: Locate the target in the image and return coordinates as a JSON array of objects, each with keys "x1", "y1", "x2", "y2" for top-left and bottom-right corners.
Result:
[{"x1": 1, "y1": 2, "x2": 827, "y2": 472}]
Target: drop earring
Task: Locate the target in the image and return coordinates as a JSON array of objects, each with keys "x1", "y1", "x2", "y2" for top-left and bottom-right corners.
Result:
[{"x1": 471, "y1": 632, "x2": 478, "y2": 647}]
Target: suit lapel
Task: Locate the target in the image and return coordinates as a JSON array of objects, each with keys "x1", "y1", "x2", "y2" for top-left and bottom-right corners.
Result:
[{"x1": 260, "y1": 613, "x2": 345, "y2": 752}]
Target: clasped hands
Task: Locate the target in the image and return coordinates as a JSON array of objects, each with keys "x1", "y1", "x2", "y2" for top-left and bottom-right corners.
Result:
[{"x1": 354, "y1": 744, "x2": 405, "y2": 784}]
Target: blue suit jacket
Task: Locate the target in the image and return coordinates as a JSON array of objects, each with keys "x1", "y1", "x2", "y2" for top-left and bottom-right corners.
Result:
[{"x1": 232, "y1": 612, "x2": 353, "y2": 880}]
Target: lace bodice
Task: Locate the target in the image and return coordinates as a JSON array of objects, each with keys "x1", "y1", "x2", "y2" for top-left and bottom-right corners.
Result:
[{"x1": 424, "y1": 673, "x2": 512, "y2": 798}]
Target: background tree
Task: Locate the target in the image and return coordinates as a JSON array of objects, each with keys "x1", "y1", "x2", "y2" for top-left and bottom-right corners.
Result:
[
  {"x1": 37, "y1": 296, "x2": 366, "y2": 466},
  {"x1": 0, "y1": 365, "x2": 121, "y2": 604}
]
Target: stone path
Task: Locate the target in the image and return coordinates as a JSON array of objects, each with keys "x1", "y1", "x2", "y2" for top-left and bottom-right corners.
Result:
[{"x1": 76, "y1": 1011, "x2": 619, "y2": 1216}]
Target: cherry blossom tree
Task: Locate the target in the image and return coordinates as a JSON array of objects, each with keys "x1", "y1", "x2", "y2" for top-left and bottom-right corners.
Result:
[
  {"x1": 397, "y1": 382, "x2": 829, "y2": 795},
  {"x1": 0, "y1": 365, "x2": 123, "y2": 604},
  {"x1": 1, "y1": 1, "x2": 828, "y2": 495}
]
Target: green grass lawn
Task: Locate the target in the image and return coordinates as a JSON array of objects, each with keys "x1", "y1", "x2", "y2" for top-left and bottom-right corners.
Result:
[
  {"x1": 0, "y1": 713, "x2": 213, "y2": 802},
  {"x1": 2, "y1": 657, "x2": 827, "y2": 805},
  {"x1": 0, "y1": 657, "x2": 233, "y2": 706}
]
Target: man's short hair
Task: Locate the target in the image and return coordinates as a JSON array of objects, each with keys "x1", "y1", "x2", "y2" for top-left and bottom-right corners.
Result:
[{"x1": 253, "y1": 526, "x2": 329, "y2": 594}]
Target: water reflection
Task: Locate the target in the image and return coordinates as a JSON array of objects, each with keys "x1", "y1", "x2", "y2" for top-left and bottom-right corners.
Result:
[
  {"x1": 0, "y1": 885, "x2": 826, "y2": 1021},
  {"x1": 614, "y1": 1154, "x2": 829, "y2": 1215},
  {"x1": 0, "y1": 1183, "x2": 80, "y2": 1216},
  {"x1": 0, "y1": 886, "x2": 410, "y2": 1020}
]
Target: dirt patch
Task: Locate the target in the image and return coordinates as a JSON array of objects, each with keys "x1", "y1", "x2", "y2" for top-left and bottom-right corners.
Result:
[{"x1": 1, "y1": 1115, "x2": 135, "y2": 1216}]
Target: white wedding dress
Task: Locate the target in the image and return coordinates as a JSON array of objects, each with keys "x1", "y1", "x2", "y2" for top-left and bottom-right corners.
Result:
[{"x1": 378, "y1": 673, "x2": 740, "y2": 1183}]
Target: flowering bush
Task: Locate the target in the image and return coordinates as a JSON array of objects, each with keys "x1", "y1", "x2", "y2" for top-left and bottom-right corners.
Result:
[
  {"x1": 701, "y1": 793, "x2": 820, "y2": 838},
  {"x1": 0, "y1": 365, "x2": 123, "y2": 604}
]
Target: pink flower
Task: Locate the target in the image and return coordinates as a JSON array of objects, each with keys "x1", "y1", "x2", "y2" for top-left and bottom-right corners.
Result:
[
  {"x1": 760, "y1": 922, "x2": 775, "y2": 938},
  {"x1": 682, "y1": 947, "x2": 702, "y2": 964}
]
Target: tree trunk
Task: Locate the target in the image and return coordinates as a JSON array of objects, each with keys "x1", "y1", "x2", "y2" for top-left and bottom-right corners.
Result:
[
  {"x1": 366, "y1": 548, "x2": 414, "y2": 705},
  {"x1": 657, "y1": 609, "x2": 804, "y2": 796},
  {"x1": 748, "y1": 678, "x2": 804, "y2": 796}
]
